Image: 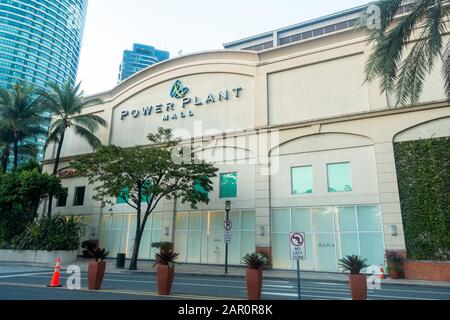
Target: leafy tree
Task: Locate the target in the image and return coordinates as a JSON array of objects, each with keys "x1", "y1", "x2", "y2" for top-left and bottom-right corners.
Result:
[
  {"x1": 0, "y1": 170, "x2": 65, "y2": 243},
  {"x1": 0, "y1": 82, "x2": 47, "y2": 170},
  {"x1": 361, "y1": 0, "x2": 450, "y2": 105},
  {"x1": 72, "y1": 128, "x2": 218, "y2": 270},
  {"x1": 38, "y1": 81, "x2": 106, "y2": 217},
  {"x1": 18, "y1": 158, "x2": 42, "y2": 173}
]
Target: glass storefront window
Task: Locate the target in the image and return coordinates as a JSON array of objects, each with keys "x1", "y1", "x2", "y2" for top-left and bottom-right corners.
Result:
[
  {"x1": 327, "y1": 162, "x2": 352, "y2": 192},
  {"x1": 220, "y1": 172, "x2": 237, "y2": 198},
  {"x1": 291, "y1": 166, "x2": 313, "y2": 194},
  {"x1": 357, "y1": 206, "x2": 383, "y2": 232},
  {"x1": 242, "y1": 210, "x2": 256, "y2": 230},
  {"x1": 312, "y1": 207, "x2": 334, "y2": 232},
  {"x1": 100, "y1": 214, "x2": 162, "y2": 260},
  {"x1": 174, "y1": 210, "x2": 256, "y2": 265},
  {"x1": 176, "y1": 212, "x2": 189, "y2": 229},
  {"x1": 271, "y1": 205, "x2": 384, "y2": 272},
  {"x1": 338, "y1": 233, "x2": 359, "y2": 258},
  {"x1": 359, "y1": 233, "x2": 385, "y2": 267},
  {"x1": 291, "y1": 208, "x2": 312, "y2": 232},
  {"x1": 337, "y1": 207, "x2": 357, "y2": 232},
  {"x1": 315, "y1": 233, "x2": 337, "y2": 272},
  {"x1": 272, "y1": 209, "x2": 291, "y2": 233}
]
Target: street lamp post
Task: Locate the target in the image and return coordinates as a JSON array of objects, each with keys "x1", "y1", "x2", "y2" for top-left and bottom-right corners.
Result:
[{"x1": 224, "y1": 200, "x2": 231, "y2": 275}]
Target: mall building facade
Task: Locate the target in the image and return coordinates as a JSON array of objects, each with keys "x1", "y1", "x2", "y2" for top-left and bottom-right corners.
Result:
[{"x1": 42, "y1": 8, "x2": 450, "y2": 272}]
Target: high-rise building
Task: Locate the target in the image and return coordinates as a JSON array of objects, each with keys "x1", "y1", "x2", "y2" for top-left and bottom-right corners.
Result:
[
  {"x1": 118, "y1": 44, "x2": 169, "y2": 82},
  {"x1": 0, "y1": 0, "x2": 88, "y2": 164}
]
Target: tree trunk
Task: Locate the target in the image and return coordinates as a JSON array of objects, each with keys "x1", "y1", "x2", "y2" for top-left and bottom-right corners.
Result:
[
  {"x1": 53, "y1": 130, "x2": 65, "y2": 175},
  {"x1": 47, "y1": 131, "x2": 65, "y2": 219},
  {"x1": 13, "y1": 140, "x2": 18, "y2": 170},
  {"x1": 1, "y1": 145, "x2": 10, "y2": 173},
  {"x1": 129, "y1": 228, "x2": 143, "y2": 270}
]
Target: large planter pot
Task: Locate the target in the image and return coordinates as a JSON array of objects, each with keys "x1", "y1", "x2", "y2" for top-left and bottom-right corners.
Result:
[
  {"x1": 246, "y1": 268, "x2": 263, "y2": 300},
  {"x1": 157, "y1": 264, "x2": 174, "y2": 295},
  {"x1": 88, "y1": 261, "x2": 106, "y2": 290},
  {"x1": 349, "y1": 274, "x2": 367, "y2": 300}
]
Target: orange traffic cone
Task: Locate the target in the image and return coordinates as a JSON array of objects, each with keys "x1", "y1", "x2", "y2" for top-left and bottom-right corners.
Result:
[
  {"x1": 47, "y1": 257, "x2": 62, "y2": 288},
  {"x1": 378, "y1": 264, "x2": 385, "y2": 279}
]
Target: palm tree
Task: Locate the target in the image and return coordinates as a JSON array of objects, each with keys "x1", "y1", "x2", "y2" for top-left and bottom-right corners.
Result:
[
  {"x1": 0, "y1": 133, "x2": 39, "y2": 173},
  {"x1": 39, "y1": 81, "x2": 106, "y2": 216},
  {"x1": 0, "y1": 83, "x2": 47, "y2": 170},
  {"x1": 0, "y1": 128, "x2": 12, "y2": 173},
  {"x1": 362, "y1": 0, "x2": 450, "y2": 106}
]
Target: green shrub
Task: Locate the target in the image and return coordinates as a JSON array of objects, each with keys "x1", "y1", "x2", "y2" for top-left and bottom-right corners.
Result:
[
  {"x1": 12, "y1": 216, "x2": 84, "y2": 251},
  {"x1": 0, "y1": 170, "x2": 65, "y2": 244},
  {"x1": 394, "y1": 137, "x2": 450, "y2": 260}
]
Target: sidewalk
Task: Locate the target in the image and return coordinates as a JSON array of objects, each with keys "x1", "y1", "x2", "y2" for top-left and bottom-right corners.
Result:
[{"x1": 2, "y1": 258, "x2": 449, "y2": 288}]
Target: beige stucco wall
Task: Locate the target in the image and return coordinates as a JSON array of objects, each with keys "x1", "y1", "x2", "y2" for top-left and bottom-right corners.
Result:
[
  {"x1": 41, "y1": 26, "x2": 450, "y2": 259},
  {"x1": 268, "y1": 54, "x2": 369, "y2": 125}
]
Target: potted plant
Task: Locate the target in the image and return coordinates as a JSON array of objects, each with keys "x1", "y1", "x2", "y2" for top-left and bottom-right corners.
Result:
[
  {"x1": 153, "y1": 245, "x2": 179, "y2": 295},
  {"x1": 81, "y1": 239, "x2": 98, "y2": 258},
  {"x1": 151, "y1": 242, "x2": 174, "y2": 252},
  {"x1": 88, "y1": 248, "x2": 109, "y2": 290},
  {"x1": 386, "y1": 251, "x2": 404, "y2": 279},
  {"x1": 242, "y1": 252, "x2": 270, "y2": 300},
  {"x1": 339, "y1": 255, "x2": 369, "y2": 300}
]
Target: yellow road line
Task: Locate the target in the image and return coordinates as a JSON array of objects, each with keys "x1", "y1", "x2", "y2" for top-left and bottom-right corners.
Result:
[{"x1": 0, "y1": 281, "x2": 242, "y2": 300}]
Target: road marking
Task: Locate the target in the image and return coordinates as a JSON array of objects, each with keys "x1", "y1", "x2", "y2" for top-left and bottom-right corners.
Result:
[
  {"x1": 314, "y1": 282, "x2": 346, "y2": 286},
  {"x1": 261, "y1": 284, "x2": 294, "y2": 289},
  {"x1": 0, "y1": 281, "x2": 241, "y2": 300},
  {"x1": 3, "y1": 274, "x2": 448, "y2": 300},
  {"x1": 110, "y1": 273, "x2": 291, "y2": 284},
  {"x1": 0, "y1": 272, "x2": 51, "y2": 279},
  {"x1": 261, "y1": 291, "x2": 350, "y2": 300}
]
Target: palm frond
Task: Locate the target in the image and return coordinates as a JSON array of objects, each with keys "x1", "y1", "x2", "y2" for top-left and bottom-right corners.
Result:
[
  {"x1": 395, "y1": 40, "x2": 428, "y2": 105},
  {"x1": 442, "y1": 40, "x2": 450, "y2": 99},
  {"x1": 45, "y1": 126, "x2": 62, "y2": 146},
  {"x1": 364, "y1": 0, "x2": 449, "y2": 103},
  {"x1": 425, "y1": 0, "x2": 445, "y2": 68},
  {"x1": 72, "y1": 114, "x2": 107, "y2": 132},
  {"x1": 73, "y1": 124, "x2": 103, "y2": 150},
  {"x1": 17, "y1": 143, "x2": 39, "y2": 157}
]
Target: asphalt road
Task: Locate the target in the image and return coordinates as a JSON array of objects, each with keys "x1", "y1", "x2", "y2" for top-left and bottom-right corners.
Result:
[{"x1": 0, "y1": 268, "x2": 449, "y2": 300}]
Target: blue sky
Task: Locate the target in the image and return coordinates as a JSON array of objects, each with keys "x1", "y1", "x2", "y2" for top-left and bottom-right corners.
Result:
[{"x1": 77, "y1": 0, "x2": 369, "y2": 94}]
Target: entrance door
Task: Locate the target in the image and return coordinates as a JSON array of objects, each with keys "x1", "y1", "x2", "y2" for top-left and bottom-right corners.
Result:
[
  {"x1": 204, "y1": 211, "x2": 225, "y2": 264},
  {"x1": 312, "y1": 208, "x2": 337, "y2": 272}
]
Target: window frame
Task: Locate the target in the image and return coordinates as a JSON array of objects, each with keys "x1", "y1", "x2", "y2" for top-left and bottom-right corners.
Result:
[
  {"x1": 290, "y1": 165, "x2": 314, "y2": 195},
  {"x1": 326, "y1": 161, "x2": 353, "y2": 193},
  {"x1": 73, "y1": 186, "x2": 86, "y2": 207},
  {"x1": 219, "y1": 172, "x2": 238, "y2": 199},
  {"x1": 56, "y1": 187, "x2": 68, "y2": 207}
]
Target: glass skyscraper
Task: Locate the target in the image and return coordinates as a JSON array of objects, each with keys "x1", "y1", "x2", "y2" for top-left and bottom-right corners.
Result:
[
  {"x1": 118, "y1": 43, "x2": 169, "y2": 82},
  {"x1": 0, "y1": 0, "x2": 88, "y2": 164}
]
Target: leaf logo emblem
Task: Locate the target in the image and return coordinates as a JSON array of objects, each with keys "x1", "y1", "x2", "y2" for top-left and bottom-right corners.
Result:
[{"x1": 170, "y1": 80, "x2": 189, "y2": 99}]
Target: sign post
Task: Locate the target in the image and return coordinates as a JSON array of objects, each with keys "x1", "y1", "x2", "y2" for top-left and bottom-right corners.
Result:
[
  {"x1": 224, "y1": 216, "x2": 232, "y2": 274},
  {"x1": 289, "y1": 232, "x2": 306, "y2": 301}
]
